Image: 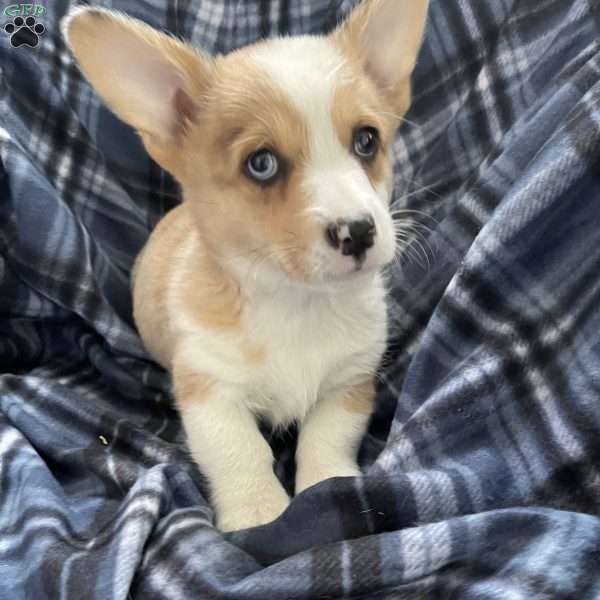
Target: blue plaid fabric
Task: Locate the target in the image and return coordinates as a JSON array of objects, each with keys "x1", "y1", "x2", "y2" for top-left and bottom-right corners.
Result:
[{"x1": 2, "y1": 0, "x2": 600, "y2": 598}]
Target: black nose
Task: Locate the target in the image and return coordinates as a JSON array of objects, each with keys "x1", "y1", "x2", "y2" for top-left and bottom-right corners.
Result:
[{"x1": 325, "y1": 216, "x2": 376, "y2": 260}]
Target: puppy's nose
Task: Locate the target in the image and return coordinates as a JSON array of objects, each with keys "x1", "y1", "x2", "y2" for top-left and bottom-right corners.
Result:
[{"x1": 325, "y1": 216, "x2": 376, "y2": 261}]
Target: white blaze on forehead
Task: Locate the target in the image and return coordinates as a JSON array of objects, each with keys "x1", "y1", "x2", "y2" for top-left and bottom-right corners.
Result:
[
  {"x1": 247, "y1": 35, "x2": 395, "y2": 273},
  {"x1": 248, "y1": 36, "x2": 382, "y2": 226},
  {"x1": 248, "y1": 36, "x2": 351, "y2": 166}
]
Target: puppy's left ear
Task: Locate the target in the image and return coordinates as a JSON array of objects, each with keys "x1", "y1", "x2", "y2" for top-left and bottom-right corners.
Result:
[
  {"x1": 334, "y1": 0, "x2": 429, "y2": 110},
  {"x1": 61, "y1": 7, "x2": 212, "y2": 146}
]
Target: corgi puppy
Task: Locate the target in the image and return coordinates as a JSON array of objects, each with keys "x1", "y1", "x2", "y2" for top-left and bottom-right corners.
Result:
[{"x1": 62, "y1": 0, "x2": 429, "y2": 532}]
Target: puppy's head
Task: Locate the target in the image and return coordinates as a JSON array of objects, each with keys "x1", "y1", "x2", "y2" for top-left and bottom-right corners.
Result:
[{"x1": 63, "y1": 1, "x2": 428, "y2": 286}]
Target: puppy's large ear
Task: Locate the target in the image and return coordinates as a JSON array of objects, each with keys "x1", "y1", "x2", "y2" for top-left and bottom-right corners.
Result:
[
  {"x1": 334, "y1": 0, "x2": 428, "y2": 107},
  {"x1": 62, "y1": 7, "x2": 211, "y2": 143}
]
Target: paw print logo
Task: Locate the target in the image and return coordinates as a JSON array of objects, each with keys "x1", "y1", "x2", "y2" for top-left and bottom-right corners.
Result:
[{"x1": 4, "y1": 16, "x2": 45, "y2": 48}]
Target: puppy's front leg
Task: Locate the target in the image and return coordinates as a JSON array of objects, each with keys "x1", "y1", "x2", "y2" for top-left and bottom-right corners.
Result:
[
  {"x1": 174, "y1": 364, "x2": 289, "y2": 532},
  {"x1": 295, "y1": 380, "x2": 375, "y2": 494}
]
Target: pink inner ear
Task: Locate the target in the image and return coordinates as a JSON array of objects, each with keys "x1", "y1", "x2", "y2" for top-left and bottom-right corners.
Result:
[
  {"x1": 172, "y1": 87, "x2": 199, "y2": 136},
  {"x1": 358, "y1": 0, "x2": 427, "y2": 91},
  {"x1": 363, "y1": 8, "x2": 404, "y2": 89},
  {"x1": 113, "y1": 49, "x2": 198, "y2": 138}
]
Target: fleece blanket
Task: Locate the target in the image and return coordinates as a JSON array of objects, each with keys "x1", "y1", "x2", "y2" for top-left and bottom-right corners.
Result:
[{"x1": 1, "y1": 0, "x2": 600, "y2": 598}]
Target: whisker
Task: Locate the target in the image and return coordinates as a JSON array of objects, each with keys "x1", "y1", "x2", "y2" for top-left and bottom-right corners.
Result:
[
  {"x1": 393, "y1": 221, "x2": 433, "y2": 236},
  {"x1": 396, "y1": 186, "x2": 443, "y2": 202},
  {"x1": 390, "y1": 208, "x2": 439, "y2": 223},
  {"x1": 377, "y1": 111, "x2": 421, "y2": 129}
]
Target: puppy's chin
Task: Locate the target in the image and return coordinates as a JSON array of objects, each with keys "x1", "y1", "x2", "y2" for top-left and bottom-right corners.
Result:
[
  {"x1": 315, "y1": 243, "x2": 397, "y2": 285},
  {"x1": 280, "y1": 259, "x2": 390, "y2": 293},
  {"x1": 326, "y1": 263, "x2": 383, "y2": 281},
  {"x1": 224, "y1": 241, "x2": 393, "y2": 293},
  {"x1": 282, "y1": 247, "x2": 395, "y2": 284}
]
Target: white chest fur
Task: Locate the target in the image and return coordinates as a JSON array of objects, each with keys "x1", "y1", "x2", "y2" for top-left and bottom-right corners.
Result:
[
  {"x1": 242, "y1": 279, "x2": 388, "y2": 425},
  {"x1": 172, "y1": 248, "x2": 388, "y2": 427}
]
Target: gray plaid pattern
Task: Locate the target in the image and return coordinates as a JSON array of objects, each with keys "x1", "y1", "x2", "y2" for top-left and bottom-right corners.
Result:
[{"x1": 1, "y1": 0, "x2": 600, "y2": 598}]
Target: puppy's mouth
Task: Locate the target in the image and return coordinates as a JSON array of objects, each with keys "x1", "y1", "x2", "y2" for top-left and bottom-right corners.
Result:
[
  {"x1": 283, "y1": 255, "x2": 389, "y2": 286},
  {"x1": 322, "y1": 261, "x2": 384, "y2": 282},
  {"x1": 319, "y1": 242, "x2": 397, "y2": 283},
  {"x1": 249, "y1": 239, "x2": 394, "y2": 287}
]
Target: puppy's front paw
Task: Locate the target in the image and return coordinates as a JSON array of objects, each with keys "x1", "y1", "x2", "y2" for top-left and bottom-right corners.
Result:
[{"x1": 216, "y1": 482, "x2": 290, "y2": 532}]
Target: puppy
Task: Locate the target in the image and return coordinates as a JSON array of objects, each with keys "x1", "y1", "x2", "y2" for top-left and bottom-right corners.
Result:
[{"x1": 62, "y1": 0, "x2": 429, "y2": 532}]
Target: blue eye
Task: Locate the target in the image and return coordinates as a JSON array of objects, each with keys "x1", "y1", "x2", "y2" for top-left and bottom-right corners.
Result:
[
  {"x1": 246, "y1": 149, "x2": 279, "y2": 183},
  {"x1": 353, "y1": 127, "x2": 380, "y2": 160}
]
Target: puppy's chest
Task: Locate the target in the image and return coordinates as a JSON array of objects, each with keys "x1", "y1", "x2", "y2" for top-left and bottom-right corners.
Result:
[{"x1": 243, "y1": 292, "x2": 385, "y2": 425}]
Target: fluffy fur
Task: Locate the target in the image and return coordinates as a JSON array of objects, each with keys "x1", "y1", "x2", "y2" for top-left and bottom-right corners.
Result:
[{"x1": 62, "y1": 0, "x2": 429, "y2": 531}]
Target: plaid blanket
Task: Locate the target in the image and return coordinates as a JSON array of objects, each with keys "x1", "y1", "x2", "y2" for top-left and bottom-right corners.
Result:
[{"x1": 2, "y1": 0, "x2": 600, "y2": 597}]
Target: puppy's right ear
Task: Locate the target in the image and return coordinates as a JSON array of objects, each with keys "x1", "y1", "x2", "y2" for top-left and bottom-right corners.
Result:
[
  {"x1": 62, "y1": 7, "x2": 212, "y2": 144},
  {"x1": 333, "y1": 0, "x2": 428, "y2": 113}
]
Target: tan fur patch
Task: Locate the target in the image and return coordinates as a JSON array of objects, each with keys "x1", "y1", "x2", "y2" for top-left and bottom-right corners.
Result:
[
  {"x1": 132, "y1": 205, "x2": 193, "y2": 369},
  {"x1": 332, "y1": 77, "x2": 396, "y2": 191},
  {"x1": 178, "y1": 245, "x2": 243, "y2": 331},
  {"x1": 174, "y1": 52, "x2": 319, "y2": 281},
  {"x1": 132, "y1": 203, "x2": 267, "y2": 365},
  {"x1": 173, "y1": 361, "x2": 215, "y2": 408},
  {"x1": 343, "y1": 380, "x2": 376, "y2": 415},
  {"x1": 241, "y1": 341, "x2": 268, "y2": 365},
  {"x1": 176, "y1": 244, "x2": 267, "y2": 361}
]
